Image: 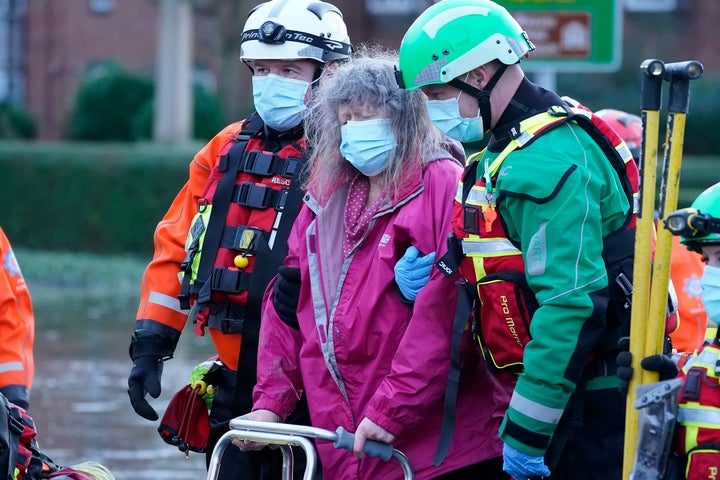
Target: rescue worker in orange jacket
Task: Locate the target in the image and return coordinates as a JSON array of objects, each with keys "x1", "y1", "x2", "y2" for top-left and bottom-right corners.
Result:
[
  {"x1": 0, "y1": 226, "x2": 34, "y2": 410},
  {"x1": 669, "y1": 236, "x2": 709, "y2": 351},
  {"x1": 126, "y1": 1, "x2": 352, "y2": 477}
]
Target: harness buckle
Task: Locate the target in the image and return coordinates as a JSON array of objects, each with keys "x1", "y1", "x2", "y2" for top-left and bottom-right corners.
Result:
[
  {"x1": 210, "y1": 267, "x2": 246, "y2": 294},
  {"x1": 463, "y1": 205, "x2": 480, "y2": 234},
  {"x1": 218, "y1": 318, "x2": 244, "y2": 334},
  {"x1": 180, "y1": 245, "x2": 198, "y2": 272},
  {"x1": 548, "y1": 105, "x2": 571, "y2": 118},
  {"x1": 243, "y1": 151, "x2": 274, "y2": 176},
  {"x1": 8, "y1": 407, "x2": 25, "y2": 436},
  {"x1": 235, "y1": 182, "x2": 279, "y2": 209},
  {"x1": 615, "y1": 272, "x2": 633, "y2": 309},
  {"x1": 282, "y1": 156, "x2": 299, "y2": 178},
  {"x1": 207, "y1": 304, "x2": 246, "y2": 334},
  {"x1": 210, "y1": 267, "x2": 226, "y2": 291}
]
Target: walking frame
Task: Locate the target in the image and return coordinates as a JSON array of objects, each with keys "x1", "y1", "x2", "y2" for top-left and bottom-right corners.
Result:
[{"x1": 206, "y1": 418, "x2": 415, "y2": 480}]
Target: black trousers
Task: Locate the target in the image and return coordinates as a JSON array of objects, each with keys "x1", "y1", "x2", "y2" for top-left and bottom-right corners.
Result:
[
  {"x1": 432, "y1": 456, "x2": 509, "y2": 480},
  {"x1": 545, "y1": 354, "x2": 626, "y2": 480}
]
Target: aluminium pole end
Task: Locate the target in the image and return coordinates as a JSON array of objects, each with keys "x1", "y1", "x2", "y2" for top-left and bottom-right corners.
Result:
[{"x1": 640, "y1": 59, "x2": 665, "y2": 78}]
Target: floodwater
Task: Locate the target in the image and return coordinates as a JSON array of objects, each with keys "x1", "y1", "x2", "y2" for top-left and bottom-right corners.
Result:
[
  {"x1": 32, "y1": 325, "x2": 213, "y2": 480},
  {"x1": 21, "y1": 251, "x2": 216, "y2": 480}
]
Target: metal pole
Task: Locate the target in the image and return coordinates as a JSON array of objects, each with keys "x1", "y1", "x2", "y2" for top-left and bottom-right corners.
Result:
[
  {"x1": 623, "y1": 59, "x2": 703, "y2": 480},
  {"x1": 622, "y1": 57, "x2": 665, "y2": 480},
  {"x1": 153, "y1": 0, "x2": 193, "y2": 143},
  {"x1": 645, "y1": 61, "x2": 704, "y2": 364}
]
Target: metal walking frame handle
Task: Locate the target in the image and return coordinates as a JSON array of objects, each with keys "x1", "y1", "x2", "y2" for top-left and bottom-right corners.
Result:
[{"x1": 206, "y1": 418, "x2": 415, "y2": 480}]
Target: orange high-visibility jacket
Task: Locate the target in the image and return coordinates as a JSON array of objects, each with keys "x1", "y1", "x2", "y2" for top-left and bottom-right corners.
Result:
[
  {"x1": 136, "y1": 123, "x2": 240, "y2": 366},
  {"x1": 136, "y1": 121, "x2": 294, "y2": 370},
  {"x1": 0, "y1": 226, "x2": 34, "y2": 405},
  {"x1": 669, "y1": 236, "x2": 708, "y2": 353}
]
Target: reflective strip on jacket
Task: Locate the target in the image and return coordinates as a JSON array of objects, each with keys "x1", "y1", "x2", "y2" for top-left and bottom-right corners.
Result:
[
  {"x1": 253, "y1": 157, "x2": 513, "y2": 479},
  {"x1": 676, "y1": 343, "x2": 720, "y2": 454}
]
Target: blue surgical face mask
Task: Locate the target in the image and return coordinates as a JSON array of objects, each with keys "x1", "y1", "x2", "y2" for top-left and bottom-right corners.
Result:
[
  {"x1": 252, "y1": 74, "x2": 310, "y2": 131},
  {"x1": 701, "y1": 264, "x2": 720, "y2": 324},
  {"x1": 427, "y1": 95, "x2": 484, "y2": 143},
  {"x1": 340, "y1": 118, "x2": 397, "y2": 177}
]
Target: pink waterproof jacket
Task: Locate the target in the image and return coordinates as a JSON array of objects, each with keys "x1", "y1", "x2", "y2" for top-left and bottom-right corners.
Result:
[{"x1": 253, "y1": 156, "x2": 512, "y2": 479}]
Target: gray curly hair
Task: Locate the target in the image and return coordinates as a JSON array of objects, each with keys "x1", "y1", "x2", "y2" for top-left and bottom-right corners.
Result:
[{"x1": 304, "y1": 46, "x2": 444, "y2": 201}]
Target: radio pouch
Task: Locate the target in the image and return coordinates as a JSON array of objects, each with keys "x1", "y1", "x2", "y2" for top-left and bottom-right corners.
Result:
[{"x1": 474, "y1": 270, "x2": 538, "y2": 373}]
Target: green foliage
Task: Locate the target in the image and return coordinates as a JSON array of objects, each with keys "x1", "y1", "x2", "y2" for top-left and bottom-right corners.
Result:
[
  {"x1": 554, "y1": 11, "x2": 718, "y2": 156},
  {"x1": 68, "y1": 61, "x2": 154, "y2": 141},
  {"x1": 193, "y1": 85, "x2": 226, "y2": 140},
  {"x1": 676, "y1": 155, "x2": 720, "y2": 208},
  {"x1": 682, "y1": 81, "x2": 720, "y2": 155},
  {"x1": 0, "y1": 102, "x2": 38, "y2": 139},
  {"x1": 2, "y1": 140, "x2": 716, "y2": 255},
  {"x1": 67, "y1": 60, "x2": 226, "y2": 142},
  {"x1": 557, "y1": 71, "x2": 720, "y2": 156},
  {"x1": 0, "y1": 141, "x2": 201, "y2": 255},
  {"x1": 130, "y1": 86, "x2": 226, "y2": 142}
]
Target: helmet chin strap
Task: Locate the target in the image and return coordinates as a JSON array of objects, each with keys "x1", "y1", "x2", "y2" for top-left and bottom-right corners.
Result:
[{"x1": 447, "y1": 64, "x2": 507, "y2": 130}]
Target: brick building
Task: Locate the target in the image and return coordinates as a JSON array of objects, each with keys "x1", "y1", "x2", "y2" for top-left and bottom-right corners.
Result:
[
  {"x1": 1, "y1": 0, "x2": 717, "y2": 140},
  {"x1": 18, "y1": 0, "x2": 225, "y2": 139},
  {"x1": 1, "y1": 0, "x2": 426, "y2": 140}
]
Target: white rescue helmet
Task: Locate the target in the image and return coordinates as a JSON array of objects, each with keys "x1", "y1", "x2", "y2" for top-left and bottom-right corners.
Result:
[{"x1": 240, "y1": 0, "x2": 352, "y2": 63}]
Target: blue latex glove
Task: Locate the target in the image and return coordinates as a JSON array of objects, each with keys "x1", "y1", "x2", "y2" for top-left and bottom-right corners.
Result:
[
  {"x1": 394, "y1": 246, "x2": 436, "y2": 301},
  {"x1": 502, "y1": 443, "x2": 550, "y2": 480}
]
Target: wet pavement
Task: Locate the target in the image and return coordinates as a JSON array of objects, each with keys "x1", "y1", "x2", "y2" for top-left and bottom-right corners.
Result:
[
  {"x1": 32, "y1": 328, "x2": 213, "y2": 480},
  {"x1": 22, "y1": 251, "x2": 216, "y2": 480}
]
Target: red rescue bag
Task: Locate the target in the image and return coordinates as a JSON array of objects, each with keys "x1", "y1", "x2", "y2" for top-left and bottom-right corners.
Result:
[
  {"x1": 474, "y1": 271, "x2": 537, "y2": 373},
  {"x1": 158, "y1": 384, "x2": 210, "y2": 454}
]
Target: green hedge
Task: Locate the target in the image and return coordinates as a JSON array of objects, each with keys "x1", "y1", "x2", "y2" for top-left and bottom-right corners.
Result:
[
  {"x1": 0, "y1": 141, "x2": 201, "y2": 255},
  {"x1": 0, "y1": 141, "x2": 717, "y2": 256},
  {"x1": 0, "y1": 102, "x2": 38, "y2": 139},
  {"x1": 673, "y1": 155, "x2": 720, "y2": 208},
  {"x1": 67, "y1": 60, "x2": 226, "y2": 142}
]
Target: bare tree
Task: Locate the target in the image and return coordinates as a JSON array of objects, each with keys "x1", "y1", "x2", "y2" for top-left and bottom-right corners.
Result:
[{"x1": 192, "y1": 0, "x2": 260, "y2": 123}]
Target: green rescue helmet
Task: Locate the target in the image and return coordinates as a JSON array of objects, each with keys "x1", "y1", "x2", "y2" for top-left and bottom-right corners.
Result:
[
  {"x1": 666, "y1": 182, "x2": 720, "y2": 252},
  {"x1": 396, "y1": 0, "x2": 534, "y2": 91}
]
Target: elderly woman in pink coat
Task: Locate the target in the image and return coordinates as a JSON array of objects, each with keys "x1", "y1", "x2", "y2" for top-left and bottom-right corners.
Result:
[{"x1": 238, "y1": 50, "x2": 512, "y2": 480}]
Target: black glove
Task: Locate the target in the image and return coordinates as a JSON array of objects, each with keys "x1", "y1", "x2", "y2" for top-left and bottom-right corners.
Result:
[
  {"x1": 273, "y1": 266, "x2": 301, "y2": 330},
  {"x1": 616, "y1": 337, "x2": 679, "y2": 395},
  {"x1": 128, "y1": 355, "x2": 164, "y2": 421},
  {"x1": 127, "y1": 328, "x2": 177, "y2": 421}
]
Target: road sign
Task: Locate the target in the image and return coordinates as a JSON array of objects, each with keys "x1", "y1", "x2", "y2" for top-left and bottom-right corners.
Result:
[{"x1": 501, "y1": 0, "x2": 622, "y2": 72}]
